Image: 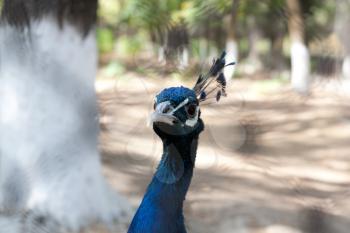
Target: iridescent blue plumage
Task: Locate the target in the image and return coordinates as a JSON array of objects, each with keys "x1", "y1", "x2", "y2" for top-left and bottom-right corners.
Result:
[
  {"x1": 127, "y1": 139, "x2": 199, "y2": 233},
  {"x1": 154, "y1": 86, "x2": 198, "y2": 124},
  {"x1": 128, "y1": 86, "x2": 203, "y2": 233},
  {"x1": 156, "y1": 86, "x2": 197, "y2": 105}
]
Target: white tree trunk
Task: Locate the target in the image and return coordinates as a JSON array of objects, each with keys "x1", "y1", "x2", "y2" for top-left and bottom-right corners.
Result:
[
  {"x1": 335, "y1": 0, "x2": 350, "y2": 79},
  {"x1": 343, "y1": 55, "x2": 350, "y2": 79},
  {"x1": 287, "y1": 0, "x2": 311, "y2": 94},
  {"x1": 178, "y1": 47, "x2": 189, "y2": 69},
  {"x1": 157, "y1": 46, "x2": 165, "y2": 63},
  {"x1": 247, "y1": 17, "x2": 262, "y2": 72},
  {"x1": 0, "y1": 18, "x2": 130, "y2": 232},
  {"x1": 208, "y1": 45, "x2": 219, "y2": 63},
  {"x1": 198, "y1": 39, "x2": 208, "y2": 63},
  {"x1": 224, "y1": 39, "x2": 238, "y2": 81},
  {"x1": 290, "y1": 41, "x2": 311, "y2": 93}
]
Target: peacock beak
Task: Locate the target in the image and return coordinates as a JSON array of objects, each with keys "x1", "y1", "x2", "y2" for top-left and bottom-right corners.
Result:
[{"x1": 148, "y1": 101, "x2": 179, "y2": 126}]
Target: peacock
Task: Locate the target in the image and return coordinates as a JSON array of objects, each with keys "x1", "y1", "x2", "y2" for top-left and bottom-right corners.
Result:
[{"x1": 127, "y1": 52, "x2": 235, "y2": 233}]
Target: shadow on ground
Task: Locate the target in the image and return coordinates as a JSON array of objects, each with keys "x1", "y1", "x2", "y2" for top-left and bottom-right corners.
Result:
[{"x1": 97, "y1": 77, "x2": 350, "y2": 233}]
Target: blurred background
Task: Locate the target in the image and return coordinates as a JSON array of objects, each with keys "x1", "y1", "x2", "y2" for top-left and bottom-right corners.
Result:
[
  {"x1": 95, "y1": 0, "x2": 350, "y2": 233},
  {"x1": 1, "y1": 0, "x2": 349, "y2": 232},
  {"x1": 95, "y1": 0, "x2": 349, "y2": 83}
]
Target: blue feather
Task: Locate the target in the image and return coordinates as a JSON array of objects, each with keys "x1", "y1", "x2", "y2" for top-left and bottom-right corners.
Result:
[
  {"x1": 199, "y1": 91, "x2": 207, "y2": 101},
  {"x1": 156, "y1": 86, "x2": 196, "y2": 105},
  {"x1": 127, "y1": 137, "x2": 200, "y2": 233}
]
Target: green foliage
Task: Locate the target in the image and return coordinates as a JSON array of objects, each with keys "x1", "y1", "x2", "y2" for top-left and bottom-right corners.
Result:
[
  {"x1": 115, "y1": 34, "x2": 147, "y2": 56},
  {"x1": 189, "y1": 39, "x2": 201, "y2": 58},
  {"x1": 96, "y1": 0, "x2": 337, "y2": 77},
  {"x1": 101, "y1": 61, "x2": 125, "y2": 78},
  {"x1": 98, "y1": 0, "x2": 121, "y2": 25},
  {"x1": 192, "y1": 0, "x2": 232, "y2": 15},
  {"x1": 238, "y1": 38, "x2": 249, "y2": 58},
  {"x1": 303, "y1": 0, "x2": 336, "y2": 43},
  {"x1": 97, "y1": 28, "x2": 115, "y2": 53},
  {"x1": 121, "y1": 0, "x2": 192, "y2": 31},
  {"x1": 122, "y1": 0, "x2": 169, "y2": 28},
  {"x1": 120, "y1": 0, "x2": 197, "y2": 41}
]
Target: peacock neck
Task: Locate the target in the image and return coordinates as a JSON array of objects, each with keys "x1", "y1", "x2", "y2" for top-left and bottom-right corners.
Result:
[
  {"x1": 154, "y1": 136, "x2": 198, "y2": 195},
  {"x1": 151, "y1": 135, "x2": 198, "y2": 207},
  {"x1": 128, "y1": 134, "x2": 199, "y2": 233}
]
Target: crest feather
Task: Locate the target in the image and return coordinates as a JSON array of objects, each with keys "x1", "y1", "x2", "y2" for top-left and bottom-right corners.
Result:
[{"x1": 193, "y1": 51, "x2": 235, "y2": 104}]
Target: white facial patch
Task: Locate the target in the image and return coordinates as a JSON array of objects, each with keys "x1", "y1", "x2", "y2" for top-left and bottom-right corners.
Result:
[
  {"x1": 185, "y1": 106, "x2": 199, "y2": 127},
  {"x1": 148, "y1": 101, "x2": 177, "y2": 126},
  {"x1": 149, "y1": 98, "x2": 199, "y2": 127}
]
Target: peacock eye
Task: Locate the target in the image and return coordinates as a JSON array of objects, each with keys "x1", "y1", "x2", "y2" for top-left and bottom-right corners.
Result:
[
  {"x1": 186, "y1": 104, "x2": 197, "y2": 118},
  {"x1": 153, "y1": 102, "x2": 157, "y2": 110}
]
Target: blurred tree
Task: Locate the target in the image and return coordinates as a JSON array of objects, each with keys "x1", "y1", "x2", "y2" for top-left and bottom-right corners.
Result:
[
  {"x1": 286, "y1": 0, "x2": 311, "y2": 93},
  {"x1": 262, "y1": 0, "x2": 287, "y2": 71},
  {"x1": 191, "y1": 0, "x2": 287, "y2": 76},
  {"x1": 96, "y1": 0, "x2": 120, "y2": 54},
  {"x1": 301, "y1": 0, "x2": 336, "y2": 44},
  {"x1": 190, "y1": 0, "x2": 225, "y2": 60},
  {"x1": 0, "y1": 0, "x2": 131, "y2": 231},
  {"x1": 239, "y1": 0, "x2": 280, "y2": 73},
  {"x1": 98, "y1": 0, "x2": 120, "y2": 26},
  {"x1": 97, "y1": 0, "x2": 339, "y2": 83},
  {"x1": 121, "y1": 0, "x2": 191, "y2": 67},
  {"x1": 335, "y1": 0, "x2": 350, "y2": 79},
  {"x1": 190, "y1": 0, "x2": 238, "y2": 79},
  {"x1": 224, "y1": 0, "x2": 239, "y2": 80},
  {"x1": 97, "y1": 27, "x2": 115, "y2": 53}
]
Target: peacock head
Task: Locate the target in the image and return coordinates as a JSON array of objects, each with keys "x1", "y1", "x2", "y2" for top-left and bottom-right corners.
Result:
[
  {"x1": 150, "y1": 86, "x2": 204, "y2": 138},
  {"x1": 149, "y1": 51, "x2": 235, "y2": 139}
]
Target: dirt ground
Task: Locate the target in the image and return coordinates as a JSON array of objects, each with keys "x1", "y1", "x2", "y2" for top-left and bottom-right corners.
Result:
[{"x1": 96, "y1": 75, "x2": 350, "y2": 233}]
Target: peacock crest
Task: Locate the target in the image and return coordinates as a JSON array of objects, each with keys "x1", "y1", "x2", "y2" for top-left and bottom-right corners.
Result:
[
  {"x1": 150, "y1": 51, "x2": 235, "y2": 129},
  {"x1": 193, "y1": 51, "x2": 235, "y2": 103}
]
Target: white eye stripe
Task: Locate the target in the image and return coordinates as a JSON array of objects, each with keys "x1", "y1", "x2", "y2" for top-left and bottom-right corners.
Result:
[
  {"x1": 169, "y1": 98, "x2": 189, "y2": 115},
  {"x1": 156, "y1": 101, "x2": 174, "y2": 113}
]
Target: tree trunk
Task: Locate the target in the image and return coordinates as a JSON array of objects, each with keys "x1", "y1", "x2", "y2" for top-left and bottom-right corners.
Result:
[
  {"x1": 224, "y1": 0, "x2": 239, "y2": 81},
  {"x1": 286, "y1": 0, "x2": 311, "y2": 94},
  {"x1": 246, "y1": 16, "x2": 262, "y2": 74},
  {"x1": 158, "y1": 46, "x2": 166, "y2": 63},
  {"x1": 152, "y1": 27, "x2": 166, "y2": 63},
  {"x1": 199, "y1": 38, "x2": 208, "y2": 63},
  {"x1": 343, "y1": 56, "x2": 350, "y2": 79},
  {"x1": 335, "y1": 0, "x2": 350, "y2": 79},
  {"x1": 178, "y1": 46, "x2": 189, "y2": 69},
  {"x1": 0, "y1": 1, "x2": 130, "y2": 232},
  {"x1": 270, "y1": 31, "x2": 285, "y2": 71},
  {"x1": 165, "y1": 24, "x2": 189, "y2": 69}
]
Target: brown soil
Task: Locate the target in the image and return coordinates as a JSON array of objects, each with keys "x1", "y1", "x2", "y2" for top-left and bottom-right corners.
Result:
[{"x1": 97, "y1": 76, "x2": 350, "y2": 233}]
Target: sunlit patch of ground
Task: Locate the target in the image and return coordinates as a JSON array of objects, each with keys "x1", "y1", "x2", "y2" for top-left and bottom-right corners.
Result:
[{"x1": 97, "y1": 75, "x2": 350, "y2": 233}]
